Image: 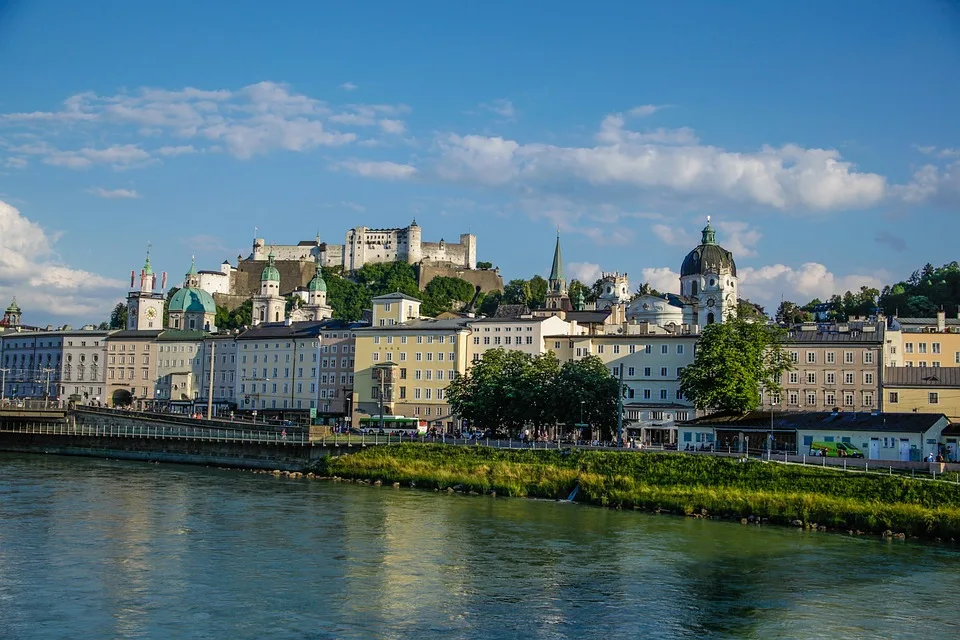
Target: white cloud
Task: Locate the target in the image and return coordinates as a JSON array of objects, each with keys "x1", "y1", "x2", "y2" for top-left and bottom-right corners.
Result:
[
  {"x1": 18, "y1": 143, "x2": 153, "y2": 170},
  {"x1": 335, "y1": 160, "x2": 417, "y2": 180},
  {"x1": 479, "y1": 99, "x2": 516, "y2": 120},
  {"x1": 86, "y1": 187, "x2": 140, "y2": 199},
  {"x1": 3, "y1": 157, "x2": 27, "y2": 169},
  {"x1": 651, "y1": 224, "x2": 695, "y2": 247},
  {"x1": 627, "y1": 104, "x2": 669, "y2": 118},
  {"x1": 157, "y1": 145, "x2": 196, "y2": 156},
  {"x1": 340, "y1": 82, "x2": 358, "y2": 91},
  {"x1": 432, "y1": 113, "x2": 887, "y2": 210},
  {"x1": 641, "y1": 267, "x2": 680, "y2": 293},
  {"x1": 739, "y1": 262, "x2": 885, "y2": 306},
  {"x1": 894, "y1": 161, "x2": 960, "y2": 206},
  {"x1": 568, "y1": 262, "x2": 603, "y2": 284},
  {"x1": 378, "y1": 119, "x2": 407, "y2": 135},
  {"x1": 714, "y1": 220, "x2": 762, "y2": 258},
  {"x1": 0, "y1": 199, "x2": 125, "y2": 319}
]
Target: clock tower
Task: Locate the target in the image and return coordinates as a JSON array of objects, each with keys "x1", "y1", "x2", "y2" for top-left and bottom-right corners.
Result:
[
  {"x1": 126, "y1": 246, "x2": 167, "y2": 330},
  {"x1": 679, "y1": 217, "x2": 738, "y2": 328}
]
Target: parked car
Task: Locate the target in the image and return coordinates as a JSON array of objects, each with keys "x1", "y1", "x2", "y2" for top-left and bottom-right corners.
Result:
[{"x1": 809, "y1": 441, "x2": 864, "y2": 458}]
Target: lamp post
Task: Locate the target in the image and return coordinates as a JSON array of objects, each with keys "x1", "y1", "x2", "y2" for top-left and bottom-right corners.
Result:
[
  {"x1": 0, "y1": 368, "x2": 8, "y2": 405},
  {"x1": 41, "y1": 367, "x2": 54, "y2": 408}
]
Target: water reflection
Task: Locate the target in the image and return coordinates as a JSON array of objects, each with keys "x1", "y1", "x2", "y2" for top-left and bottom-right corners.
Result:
[{"x1": 0, "y1": 454, "x2": 958, "y2": 640}]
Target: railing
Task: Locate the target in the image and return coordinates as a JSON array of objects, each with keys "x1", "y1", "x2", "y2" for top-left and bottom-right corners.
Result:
[{"x1": 0, "y1": 422, "x2": 310, "y2": 445}]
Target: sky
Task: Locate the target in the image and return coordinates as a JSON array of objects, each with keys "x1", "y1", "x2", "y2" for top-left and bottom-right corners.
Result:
[{"x1": 1, "y1": 0, "x2": 959, "y2": 326}]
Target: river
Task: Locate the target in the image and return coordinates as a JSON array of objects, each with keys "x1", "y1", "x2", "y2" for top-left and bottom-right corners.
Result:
[{"x1": 0, "y1": 454, "x2": 957, "y2": 639}]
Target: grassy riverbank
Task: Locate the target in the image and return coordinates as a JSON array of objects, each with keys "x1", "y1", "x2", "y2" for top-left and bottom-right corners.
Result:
[{"x1": 320, "y1": 444, "x2": 960, "y2": 540}]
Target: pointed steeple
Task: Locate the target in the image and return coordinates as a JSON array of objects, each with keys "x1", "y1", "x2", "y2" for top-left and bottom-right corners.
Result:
[
  {"x1": 187, "y1": 256, "x2": 198, "y2": 276},
  {"x1": 548, "y1": 229, "x2": 565, "y2": 293},
  {"x1": 143, "y1": 242, "x2": 154, "y2": 275},
  {"x1": 701, "y1": 215, "x2": 717, "y2": 245}
]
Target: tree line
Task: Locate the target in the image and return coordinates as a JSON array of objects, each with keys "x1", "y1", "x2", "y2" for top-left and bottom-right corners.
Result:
[{"x1": 446, "y1": 349, "x2": 621, "y2": 439}]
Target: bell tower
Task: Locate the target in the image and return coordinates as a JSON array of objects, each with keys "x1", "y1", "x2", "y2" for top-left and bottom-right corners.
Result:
[{"x1": 126, "y1": 244, "x2": 166, "y2": 330}]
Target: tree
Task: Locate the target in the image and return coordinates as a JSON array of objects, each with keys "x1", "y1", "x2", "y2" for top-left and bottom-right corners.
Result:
[
  {"x1": 215, "y1": 299, "x2": 252, "y2": 331},
  {"x1": 737, "y1": 298, "x2": 767, "y2": 320},
  {"x1": 568, "y1": 279, "x2": 593, "y2": 304},
  {"x1": 679, "y1": 317, "x2": 792, "y2": 413},
  {"x1": 553, "y1": 355, "x2": 621, "y2": 440},
  {"x1": 97, "y1": 321, "x2": 109, "y2": 330},
  {"x1": 527, "y1": 275, "x2": 548, "y2": 308},
  {"x1": 503, "y1": 279, "x2": 532, "y2": 305},
  {"x1": 421, "y1": 276, "x2": 475, "y2": 316},
  {"x1": 476, "y1": 261, "x2": 494, "y2": 270},
  {"x1": 776, "y1": 300, "x2": 811, "y2": 324},
  {"x1": 879, "y1": 261, "x2": 960, "y2": 317},
  {"x1": 478, "y1": 290, "x2": 502, "y2": 316},
  {"x1": 109, "y1": 303, "x2": 127, "y2": 329},
  {"x1": 164, "y1": 287, "x2": 180, "y2": 328}
]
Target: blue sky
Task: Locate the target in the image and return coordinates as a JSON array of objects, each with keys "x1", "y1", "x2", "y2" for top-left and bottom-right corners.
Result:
[{"x1": 1, "y1": 0, "x2": 958, "y2": 324}]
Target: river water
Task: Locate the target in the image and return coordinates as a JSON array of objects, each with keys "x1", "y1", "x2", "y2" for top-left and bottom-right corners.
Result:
[{"x1": 0, "y1": 454, "x2": 957, "y2": 640}]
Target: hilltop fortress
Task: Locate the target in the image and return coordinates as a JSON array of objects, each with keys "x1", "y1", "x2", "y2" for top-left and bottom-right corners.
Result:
[{"x1": 212, "y1": 220, "x2": 500, "y2": 309}]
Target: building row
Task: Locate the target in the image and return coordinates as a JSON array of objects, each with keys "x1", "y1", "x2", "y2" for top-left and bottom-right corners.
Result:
[{"x1": 3, "y1": 219, "x2": 960, "y2": 445}]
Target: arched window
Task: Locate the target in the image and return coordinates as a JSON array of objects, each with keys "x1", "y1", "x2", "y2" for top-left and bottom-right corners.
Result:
[
  {"x1": 189, "y1": 318, "x2": 196, "y2": 330},
  {"x1": 707, "y1": 312, "x2": 715, "y2": 325},
  {"x1": 692, "y1": 281, "x2": 698, "y2": 296}
]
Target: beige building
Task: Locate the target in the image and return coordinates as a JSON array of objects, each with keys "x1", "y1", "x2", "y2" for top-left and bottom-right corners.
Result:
[
  {"x1": 104, "y1": 330, "x2": 163, "y2": 408},
  {"x1": 548, "y1": 324, "x2": 699, "y2": 445},
  {"x1": 883, "y1": 367, "x2": 960, "y2": 422},
  {"x1": 762, "y1": 321, "x2": 884, "y2": 413},
  {"x1": 352, "y1": 293, "x2": 471, "y2": 430},
  {"x1": 466, "y1": 315, "x2": 581, "y2": 362},
  {"x1": 885, "y1": 312, "x2": 960, "y2": 368}
]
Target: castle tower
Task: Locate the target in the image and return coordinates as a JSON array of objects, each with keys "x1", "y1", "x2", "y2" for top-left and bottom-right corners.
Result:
[
  {"x1": 303, "y1": 261, "x2": 333, "y2": 321},
  {"x1": 460, "y1": 233, "x2": 477, "y2": 270},
  {"x1": 545, "y1": 231, "x2": 570, "y2": 311},
  {"x1": 679, "y1": 216, "x2": 738, "y2": 327},
  {"x1": 126, "y1": 246, "x2": 166, "y2": 330},
  {"x1": 1, "y1": 298, "x2": 21, "y2": 328},
  {"x1": 252, "y1": 252, "x2": 285, "y2": 325},
  {"x1": 406, "y1": 218, "x2": 423, "y2": 264}
]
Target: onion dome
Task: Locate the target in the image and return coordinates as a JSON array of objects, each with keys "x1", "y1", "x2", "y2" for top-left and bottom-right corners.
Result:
[
  {"x1": 680, "y1": 217, "x2": 737, "y2": 277},
  {"x1": 260, "y1": 252, "x2": 280, "y2": 282},
  {"x1": 307, "y1": 263, "x2": 327, "y2": 293}
]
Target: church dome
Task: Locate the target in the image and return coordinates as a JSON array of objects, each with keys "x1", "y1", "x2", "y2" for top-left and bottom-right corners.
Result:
[
  {"x1": 168, "y1": 287, "x2": 216, "y2": 314},
  {"x1": 307, "y1": 265, "x2": 327, "y2": 293},
  {"x1": 261, "y1": 252, "x2": 280, "y2": 282},
  {"x1": 680, "y1": 219, "x2": 737, "y2": 277},
  {"x1": 5, "y1": 297, "x2": 21, "y2": 314}
]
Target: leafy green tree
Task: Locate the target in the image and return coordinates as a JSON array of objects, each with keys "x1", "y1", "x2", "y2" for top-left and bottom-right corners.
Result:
[
  {"x1": 215, "y1": 299, "x2": 252, "y2": 331},
  {"x1": 503, "y1": 279, "x2": 532, "y2": 305},
  {"x1": 97, "y1": 321, "x2": 110, "y2": 330},
  {"x1": 568, "y1": 279, "x2": 594, "y2": 304},
  {"x1": 164, "y1": 287, "x2": 179, "y2": 328},
  {"x1": 527, "y1": 275, "x2": 548, "y2": 308},
  {"x1": 421, "y1": 276, "x2": 475, "y2": 316},
  {"x1": 109, "y1": 303, "x2": 127, "y2": 329},
  {"x1": 737, "y1": 298, "x2": 767, "y2": 320},
  {"x1": 478, "y1": 290, "x2": 502, "y2": 316},
  {"x1": 879, "y1": 261, "x2": 960, "y2": 317},
  {"x1": 776, "y1": 300, "x2": 812, "y2": 324},
  {"x1": 554, "y1": 355, "x2": 621, "y2": 440},
  {"x1": 679, "y1": 317, "x2": 792, "y2": 413},
  {"x1": 476, "y1": 261, "x2": 494, "y2": 270}
]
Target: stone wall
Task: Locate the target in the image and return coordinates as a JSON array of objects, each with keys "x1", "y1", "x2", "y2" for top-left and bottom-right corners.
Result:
[{"x1": 417, "y1": 263, "x2": 504, "y2": 292}]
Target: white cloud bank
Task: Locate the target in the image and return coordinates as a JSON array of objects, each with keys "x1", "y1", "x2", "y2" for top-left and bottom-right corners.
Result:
[{"x1": 0, "y1": 199, "x2": 125, "y2": 319}]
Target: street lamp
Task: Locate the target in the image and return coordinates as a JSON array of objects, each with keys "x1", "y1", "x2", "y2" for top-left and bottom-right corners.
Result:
[
  {"x1": 41, "y1": 367, "x2": 54, "y2": 408},
  {"x1": 0, "y1": 368, "x2": 8, "y2": 406}
]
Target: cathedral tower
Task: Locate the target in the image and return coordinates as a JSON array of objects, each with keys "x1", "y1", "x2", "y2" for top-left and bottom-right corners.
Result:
[
  {"x1": 252, "y1": 252, "x2": 285, "y2": 325},
  {"x1": 126, "y1": 246, "x2": 166, "y2": 330},
  {"x1": 679, "y1": 217, "x2": 738, "y2": 327}
]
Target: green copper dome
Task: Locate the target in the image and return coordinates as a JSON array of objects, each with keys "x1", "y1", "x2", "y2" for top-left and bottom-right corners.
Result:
[
  {"x1": 5, "y1": 297, "x2": 21, "y2": 314},
  {"x1": 260, "y1": 252, "x2": 280, "y2": 282},
  {"x1": 307, "y1": 264, "x2": 327, "y2": 293},
  {"x1": 168, "y1": 287, "x2": 216, "y2": 314}
]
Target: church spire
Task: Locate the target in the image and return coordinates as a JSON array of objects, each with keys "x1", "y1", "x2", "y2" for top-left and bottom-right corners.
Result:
[{"x1": 548, "y1": 229, "x2": 565, "y2": 292}]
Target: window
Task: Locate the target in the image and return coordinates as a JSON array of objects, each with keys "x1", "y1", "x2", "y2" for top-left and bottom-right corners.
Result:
[
  {"x1": 919, "y1": 361, "x2": 927, "y2": 368},
  {"x1": 473, "y1": 337, "x2": 480, "y2": 345},
  {"x1": 628, "y1": 367, "x2": 635, "y2": 376},
  {"x1": 844, "y1": 392, "x2": 854, "y2": 407},
  {"x1": 844, "y1": 351, "x2": 854, "y2": 364},
  {"x1": 789, "y1": 392, "x2": 799, "y2": 406},
  {"x1": 825, "y1": 351, "x2": 836, "y2": 364},
  {"x1": 661, "y1": 344, "x2": 668, "y2": 354},
  {"x1": 918, "y1": 343, "x2": 927, "y2": 354},
  {"x1": 659, "y1": 389, "x2": 668, "y2": 400},
  {"x1": 844, "y1": 372, "x2": 854, "y2": 384},
  {"x1": 863, "y1": 372, "x2": 874, "y2": 385},
  {"x1": 933, "y1": 343, "x2": 941, "y2": 354},
  {"x1": 660, "y1": 367, "x2": 668, "y2": 377},
  {"x1": 825, "y1": 392, "x2": 836, "y2": 406},
  {"x1": 806, "y1": 392, "x2": 817, "y2": 405},
  {"x1": 888, "y1": 391, "x2": 899, "y2": 404},
  {"x1": 676, "y1": 344, "x2": 684, "y2": 355},
  {"x1": 554, "y1": 341, "x2": 561, "y2": 349},
  {"x1": 955, "y1": 352, "x2": 960, "y2": 364},
  {"x1": 905, "y1": 343, "x2": 914, "y2": 354},
  {"x1": 929, "y1": 392, "x2": 939, "y2": 404},
  {"x1": 644, "y1": 367, "x2": 651, "y2": 376},
  {"x1": 864, "y1": 351, "x2": 874, "y2": 364},
  {"x1": 789, "y1": 372, "x2": 799, "y2": 384},
  {"x1": 806, "y1": 352, "x2": 816, "y2": 364},
  {"x1": 790, "y1": 351, "x2": 799, "y2": 363},
  {"x1": 643, "y1": 389, "x2": 651, "y2": 399},
  {"x1": 863, "y1": 392, "x2": 874, "y2": 406},
  {"x1": 644, "y1": 345, "x2": 652, "y2": 354},
  {"x1": 933, "y1": 361, "x2": 941, "y2": 368},
  {"x1": 806, "y1": 372, "x2": 816, "y2": 384}
]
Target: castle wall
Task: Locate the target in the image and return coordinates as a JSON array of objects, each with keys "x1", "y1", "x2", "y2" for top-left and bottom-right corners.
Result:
[
  {"x1": 417, "y1": 263, "x2": 504, "y2": 293},
  {"x1": 197, "y1": 271, "x2": 232, "y2": 295}
]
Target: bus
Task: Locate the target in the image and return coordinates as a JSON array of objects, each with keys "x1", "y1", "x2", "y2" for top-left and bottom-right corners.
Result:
[
  {"x1": 809, "y1": 441, "x2": 864, "y2": 458},
  {"x1": 358, "y1": 415, "x2": 428, "y2": 435}
]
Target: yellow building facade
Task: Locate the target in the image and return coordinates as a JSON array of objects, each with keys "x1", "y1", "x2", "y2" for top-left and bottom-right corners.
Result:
[
  {"x1": 352, "y1": 293, "x2": 471, "y2": 430},
  {"x1": 883, "y1": 367, "x2": 960, "y2": 422}
]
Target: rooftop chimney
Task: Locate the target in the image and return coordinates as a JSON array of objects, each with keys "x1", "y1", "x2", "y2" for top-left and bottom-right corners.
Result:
[{"x1": 937, "y1": 309, "x2": 946, "y2": 333}]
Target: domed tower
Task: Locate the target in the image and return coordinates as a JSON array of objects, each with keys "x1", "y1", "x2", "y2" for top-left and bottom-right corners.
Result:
[
  {"x1": 1, "y1": 297, "x2": 21, "y2": 328},
  {"x1": 680, "y1": 217, "x2": 738, "y2": 327},
  {"x1": 168, "y1": 258, "x2": 217, "y2": 331},
  {"x1": 252, "y1": 252, "x2": 284, "y2": 325},
  {"x1": 126, "y1": 245, "x2": 166, "y2": 330},
  {"x1": 303, "y1": 261, "x2": 332, "y2": 320},
  {"x1": 596, "y1": 271, "x2": 630, "y2": 311}
]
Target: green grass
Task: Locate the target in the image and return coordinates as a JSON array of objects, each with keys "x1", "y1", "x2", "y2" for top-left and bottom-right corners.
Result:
[{"x1": 318, "y1": 445, "x2": 960, "y2": 540}]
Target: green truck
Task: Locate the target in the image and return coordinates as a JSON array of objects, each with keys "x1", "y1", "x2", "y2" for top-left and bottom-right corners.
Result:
[{"x1": 809, "y1": 441, "x2": 864, "y2": 458}]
